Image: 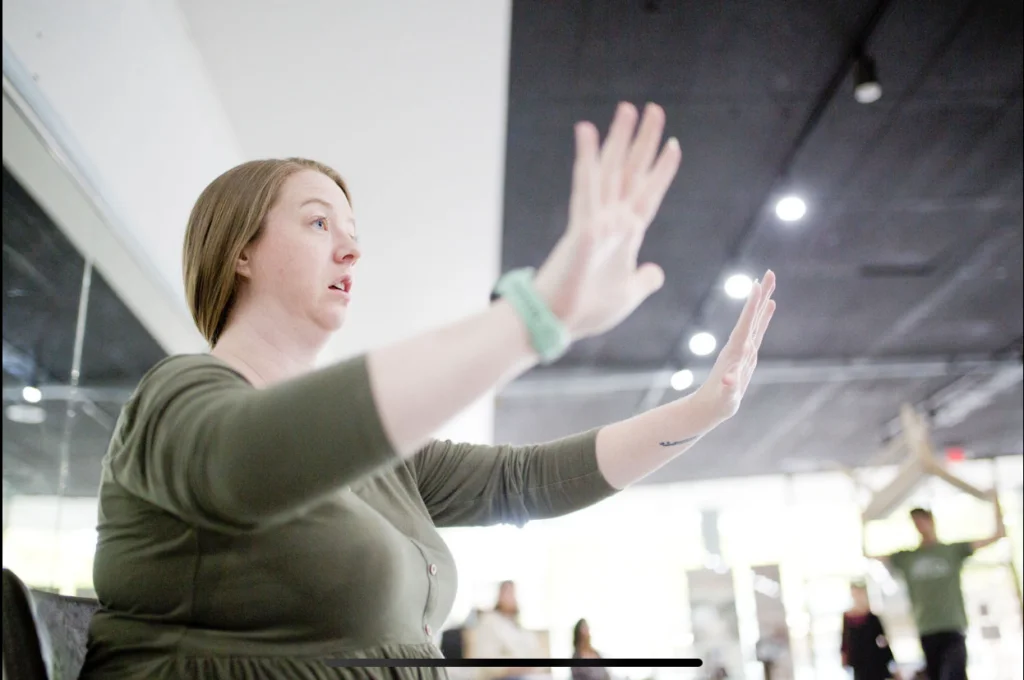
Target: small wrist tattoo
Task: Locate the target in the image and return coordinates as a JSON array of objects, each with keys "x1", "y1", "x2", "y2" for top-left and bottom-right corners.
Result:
[{"x1": 659, "y1": 436, "x2": 699, "y2": 447}]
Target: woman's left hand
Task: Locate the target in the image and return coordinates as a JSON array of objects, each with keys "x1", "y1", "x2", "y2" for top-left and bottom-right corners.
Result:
[{"x1": 694, "y1": 270, "x2": 776, "y2": 424}]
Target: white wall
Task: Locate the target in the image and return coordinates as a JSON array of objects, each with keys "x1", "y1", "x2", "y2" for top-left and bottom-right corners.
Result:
[
  {"x1": 176, "y1": 0, "x2": 513, "y2": 442},
  {"x1": 2, "y1": 0, "x2": 243, "y2": 332}
]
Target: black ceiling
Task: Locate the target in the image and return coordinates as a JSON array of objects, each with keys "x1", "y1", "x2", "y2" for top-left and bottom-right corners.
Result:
[
  {"x1": 496, "y1": 0, "x2": 1023, "y2": 479},
  {"x1": 2, "y1": 0, "x2": 1022, "y2": 497}
]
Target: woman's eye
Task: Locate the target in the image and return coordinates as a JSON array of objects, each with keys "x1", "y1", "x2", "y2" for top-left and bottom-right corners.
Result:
[{"x1": 313, "y1": 217, "x2": 328, "y2": 231}]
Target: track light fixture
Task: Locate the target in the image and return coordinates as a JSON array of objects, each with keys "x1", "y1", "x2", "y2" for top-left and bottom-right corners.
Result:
[{"x1": 853, "y1": 54, "x2": 882, "y2": 104}]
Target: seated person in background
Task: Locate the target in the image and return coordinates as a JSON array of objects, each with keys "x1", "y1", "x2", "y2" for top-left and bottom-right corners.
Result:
[
  {"x1": 571, "y1": 619, "x2": 610, "y2": 680},
  {"x1": 841, "y1": 581, "x2": 898, "y2": 680},
  {"x1": 471, "y1": 582, "x2": 548, "y2": 679}
]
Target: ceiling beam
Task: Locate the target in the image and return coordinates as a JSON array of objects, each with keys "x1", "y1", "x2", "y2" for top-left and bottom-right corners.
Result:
[
  {"x1": 499, "y1": 355, "x2": 1019, "y2": 398},
  {"x1": 5, "y1": 356, "x2": 1015, "y2": 404},
  {"x1": 880, "y1": 362, "x2": 1024, "y2": 442}
]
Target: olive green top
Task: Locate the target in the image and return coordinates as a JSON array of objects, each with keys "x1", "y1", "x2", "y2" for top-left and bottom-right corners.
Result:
[{"x1": 80, "y1": 355, "x2": 617, "y2": 679}]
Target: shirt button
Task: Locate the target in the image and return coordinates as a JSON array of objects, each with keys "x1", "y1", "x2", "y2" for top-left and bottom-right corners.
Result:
[
  {"x1": 429, "y1": 563, "x2": 438, "y2": 576},
  {"x1": 424, "y1": 624, "x2": 432, "y2": 636}
]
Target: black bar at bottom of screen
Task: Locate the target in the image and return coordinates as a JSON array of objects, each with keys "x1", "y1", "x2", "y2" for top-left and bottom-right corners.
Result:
[{"x1": 323, "y1": 658, "x2": 702, "y2": 668}]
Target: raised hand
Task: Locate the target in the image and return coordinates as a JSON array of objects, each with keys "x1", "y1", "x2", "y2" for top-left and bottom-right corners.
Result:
[
  {"x1": 696, "y1": 270, "x2": 777, "y2": 422},
  {"x1": 533, "y1": 102, "x2": 682, "y2": 340}
]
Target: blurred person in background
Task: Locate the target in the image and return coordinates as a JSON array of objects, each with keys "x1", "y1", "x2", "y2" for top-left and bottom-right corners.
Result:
[
  {"x1": 79, "y1": 102, "x2": 778, "y2": 679},
  {"x1": 471, "y1": 581, "x2": 548, "y2": 679},
  {"x1": 840, "y1": 581, "x2": 898, "y2": 680},
  {"x1": 869, "y1": 496, "x2": 1006, "y2": 680},
  {"x1": 571, "y1": 618, "x2": 610, "y2": 680}
]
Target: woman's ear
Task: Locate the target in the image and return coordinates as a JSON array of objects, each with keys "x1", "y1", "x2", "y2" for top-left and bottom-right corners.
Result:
[{"x1": 235, "y1": 249, "x2": 253, "y2": 279}]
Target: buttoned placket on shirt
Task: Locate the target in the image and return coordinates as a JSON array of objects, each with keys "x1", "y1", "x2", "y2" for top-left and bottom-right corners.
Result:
[{"x1": 410, "y1": 539, "x2": 441, "y2": 639}]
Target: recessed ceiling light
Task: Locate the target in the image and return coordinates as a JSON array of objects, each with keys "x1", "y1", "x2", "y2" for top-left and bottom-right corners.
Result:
[
  {"x1": 724, "y1": 274, "x2": 753, "y2": 300},
  {"x1": 22, "y1": 386, "x2": 43, "y2": 404},
  {"x1": 670, "y1": 369, "x2": 695, "y2": 391},
  {"x1": 688, "y1": 332, "x2": 717, "y2": 357},
  {"x1": 775, "y1": 196, "x2": 807, "y2": 222},
  {"x1": 854, "y1": 81, "x2": 882, "y2": 104}
]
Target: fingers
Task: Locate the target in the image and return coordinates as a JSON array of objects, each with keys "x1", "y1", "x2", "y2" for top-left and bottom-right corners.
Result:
[
  {"x1": 727, "y1": 279, "x2": 764, "y2": 349},
  {"x1": 622, "y1": 103, "x2": 666, "y2": 196},
  {"x1": 584, "y1": 102, "x2": 680, "y2": 228},
  {"x1": 633, "y1": 137, "x2": 681, "y2": 222},
  {"x1": 599, "y1": 103, "x2": 639, "y2": 203},
  {"x1": 721, "y1": 271, "x2": 776, "y2": 393},
  {"x1": 569, "y1": 122, "x2": 600, "y2": 229},
  {"x1": 750, "y1": 271, "x2": 775, "y2": 340},
  {"x1": 759, "y1": 270, "x2": 776, "y2": 305},
  {"x1": 742, "y1": 301, "x2": 775, "y2": 386},
  {"x1": 753, "y1": 299, "x2": 776, "y2": 349},
  {"x1": 740, "y1": 284, "x2": 777, "y2": 390}
]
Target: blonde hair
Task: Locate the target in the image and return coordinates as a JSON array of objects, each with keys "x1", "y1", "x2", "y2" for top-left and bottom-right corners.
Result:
[{"x1": 183, "y1": 158, "x2": 349, "y2": 346}]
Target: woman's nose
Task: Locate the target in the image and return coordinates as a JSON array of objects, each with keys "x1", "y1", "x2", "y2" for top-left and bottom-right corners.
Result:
[{"x1": 335, "y1": 236, "x2": 361, "y2": 265}]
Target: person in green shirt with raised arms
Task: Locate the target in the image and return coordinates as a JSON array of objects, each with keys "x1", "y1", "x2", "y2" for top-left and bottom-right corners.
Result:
[
  {"x1": 79, "y1": 103, "x2": 778, "y2": 679},
  {"x1": 873, "y1": 496, "x2": 1006, "y2": 680}
]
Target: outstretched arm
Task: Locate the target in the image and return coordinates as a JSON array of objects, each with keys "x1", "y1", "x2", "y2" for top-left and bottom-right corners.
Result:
[
  {"x1": 970, "y1": 490, "x2": 1007, "y2": 552},
  {"x1": 412, "y1": 273, "x2": 776, "y2": 527},
  {"x1": 597, "y1": 271, "x2": 776, "y2": 488}
]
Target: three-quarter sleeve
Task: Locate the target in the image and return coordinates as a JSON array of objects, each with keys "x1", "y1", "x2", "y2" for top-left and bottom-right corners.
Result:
[
  {"x1": 105, "y1": 354, "x2": 398, "y2": 532},
  {"x1": 408, "y1": 429, "x2": 618, "y2": 528}
]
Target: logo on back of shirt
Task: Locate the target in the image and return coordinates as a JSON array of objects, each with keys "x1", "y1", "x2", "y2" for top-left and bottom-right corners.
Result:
[{"x1": 908, "y1": 555, "x2": 953, "y2": 580}]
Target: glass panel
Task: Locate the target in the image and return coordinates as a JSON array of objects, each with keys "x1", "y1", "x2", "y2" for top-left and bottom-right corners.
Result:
[
  {"x1": 1, "y1": 161, "x2": 166, "y2": 595},
  {"x1": 3, "y1": 163, "x2": 87, "y2": 592}
]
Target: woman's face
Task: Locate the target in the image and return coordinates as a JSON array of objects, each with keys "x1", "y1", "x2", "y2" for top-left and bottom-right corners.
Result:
[
  {"x1": 850, "y1": 586, "x2": 869, "y2": 610},
  {"x1": 498, "y1": 582, "x2": 518, "y2": 612},
  {"x1": 238, "y1": 170, "x2": 360, "y2": 337}
]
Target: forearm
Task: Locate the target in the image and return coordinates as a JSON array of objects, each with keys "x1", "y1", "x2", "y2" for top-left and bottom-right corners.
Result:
[
  {"x1": 595, "y1": 389, "x2": 721, "y2": 489},
  {"x1": 971, "y1": 498, "x2": 1008, "y2": 550},
  {"x1": 369, "y1": 299, "x2": 539, "y2": 456}
]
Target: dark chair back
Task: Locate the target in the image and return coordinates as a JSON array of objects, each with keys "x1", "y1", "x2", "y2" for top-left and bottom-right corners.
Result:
[
  {"x1": 1, "y1": 568, "x2": 99, "y2": 680},
  {"x1": 439, "y1": 627, "x2": 465, "y2": 660},
  {"x1": 2, "y1": 568, "x2": 50, "y2": 680},
  {"x1": 31, "y1": 590, "x2": 99, "y2": 679}
]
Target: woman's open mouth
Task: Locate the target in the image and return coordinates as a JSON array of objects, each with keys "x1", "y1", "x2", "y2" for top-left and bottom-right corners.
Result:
[{"x1": 328, "y1": 275, "x2": 352, "y2": 300}]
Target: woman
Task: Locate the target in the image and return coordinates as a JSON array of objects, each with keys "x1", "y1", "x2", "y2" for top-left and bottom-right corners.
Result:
[
  {"x1": 840, "y1": 582, "x2": 899, "y2": 680},
  {"x1": 571, "y1": 619, "x2": 610, "y2": 680},
  {"x1": 471, "y1": 582, "x2": 548, "y2": 678},
  {"x1": 80, "y1": 102, "x2": 777, "y2": 679}
]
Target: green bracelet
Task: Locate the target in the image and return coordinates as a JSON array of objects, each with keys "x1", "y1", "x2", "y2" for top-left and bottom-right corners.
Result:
[{"x1": 493, "y1": 268, "x2": 571, "y2": 365}]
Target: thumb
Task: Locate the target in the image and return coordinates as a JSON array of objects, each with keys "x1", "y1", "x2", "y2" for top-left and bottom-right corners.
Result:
[{"x1": 632, "y1": 262, "x2": 665, "y2": 302}]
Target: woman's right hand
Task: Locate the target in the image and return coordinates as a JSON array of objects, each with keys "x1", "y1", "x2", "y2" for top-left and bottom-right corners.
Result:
[{"x1": 533, "y1": 102, "x2": 682, "y2": 340}]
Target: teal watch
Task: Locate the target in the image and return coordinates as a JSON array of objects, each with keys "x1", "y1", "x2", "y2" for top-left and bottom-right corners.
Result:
[{"x1": 492, "y1": 267, "x2": 571, "y2": 364}]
